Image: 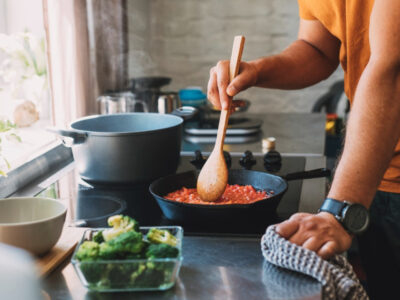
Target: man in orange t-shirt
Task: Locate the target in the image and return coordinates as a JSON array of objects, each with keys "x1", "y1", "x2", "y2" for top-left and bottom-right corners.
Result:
[{"x1": 207, "y1": 0, "x2": 400, "y2": 298}]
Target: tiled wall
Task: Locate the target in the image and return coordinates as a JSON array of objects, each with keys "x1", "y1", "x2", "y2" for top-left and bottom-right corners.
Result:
[{"x1": 127, "y1": 0, "x2": 344, "y2": 113}]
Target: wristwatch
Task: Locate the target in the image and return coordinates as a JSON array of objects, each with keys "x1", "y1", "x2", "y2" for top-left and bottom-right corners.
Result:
[{"x1": 319, "y1": 198, "x2": 370, "y2": 235}]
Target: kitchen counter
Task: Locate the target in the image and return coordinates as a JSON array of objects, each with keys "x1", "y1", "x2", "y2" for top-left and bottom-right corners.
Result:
[
  {"x1": 183, "y1": 112, "x2": 326, "y2": 156},
  {"x1": 36, "y1": 156, "x2": 325, "y2": 300},
  {"x1": 10, "y1": 112, "x2": 327, "y2": 299},
  {"x1": 43, "y1": 236, "x2": 321, "y2": 300}
]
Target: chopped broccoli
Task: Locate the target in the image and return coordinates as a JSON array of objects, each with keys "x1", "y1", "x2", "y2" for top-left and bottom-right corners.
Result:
[
  {"x1": 125, "y1": 253, "x2": 143, "y2": 259},
  {"x1": 146, "y1": 228, "x2": 177, "y2": 247},
  {"x1": 130, "y1": 263, "x2": 146, "y2": 283},
  {"x1": 124, "y1": 240, "x2": 150, "y2": 260},
  {"x1": 76, "y1": 241, "x2": 100, "y2": 261},
  {"x1": 133, "y1": 265, "x2": 165, "y2": 287},
  {"x1": 102, "y1": 215, "x2": 139, "y2": 241},
  {"x1": 74, "y1": 217, "x2": 181, "y2": 290},
  {"x1": 129, "y1": 262, "x2": 166, "y2": 287},
  {"x1": 106, "y1": 264, "x2": 137, "y2": 288},
  {"x1": 99, "y1": 242, "x2": 119, "y2": 260},
  {"x1": 80, "y1": 263, "x2": 106, "y2": 283},
  {"x1": 93, "y1": 230, "x2": 104, "y2": 243},
  {"x1": 109, "y1": 231, "x2": 144, "y2": 254},
  {"x1": 145, "y1": 243, "x2": 179, "y2": 259},
  {"x1": 99, "y1": 231, "x2": 145, "y2": 259}
]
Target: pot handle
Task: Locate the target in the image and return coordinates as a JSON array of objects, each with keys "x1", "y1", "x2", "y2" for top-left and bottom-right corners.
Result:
[
  {"x1": 171, "y1": 106, "x2": 198, "y2": 120},
  {"x1": 47, "y1": 127, "x2": 88, "y2": 147},
  {"x1": 282, "y1": 168, "x2": 331, "y2": 181}
]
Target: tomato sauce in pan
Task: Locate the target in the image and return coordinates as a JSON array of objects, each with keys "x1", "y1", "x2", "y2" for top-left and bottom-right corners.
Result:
[{"x1": 164, "y1": 184, "x2": 270, "y2": 205}]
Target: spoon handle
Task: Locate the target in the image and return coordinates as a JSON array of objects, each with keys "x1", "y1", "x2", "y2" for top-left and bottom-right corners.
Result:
[
  {"x1": 215, "y1": 35, "x2": 245, "y2": 151},
  {"x1": 229, "y1": 36, "x2": 246, "y2": 82}
]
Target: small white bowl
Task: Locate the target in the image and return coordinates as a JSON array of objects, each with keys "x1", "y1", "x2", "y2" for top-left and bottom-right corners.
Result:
[{"x1": 0, "y1": 197, "x2": 67, "y2": 256}]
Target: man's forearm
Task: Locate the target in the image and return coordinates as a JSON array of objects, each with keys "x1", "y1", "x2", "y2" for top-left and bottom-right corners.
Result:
[
  {"x1": 328, "y1": 61, "x2": 400, "y2": 207},
  {"x1": 248, "y1": 39, "x2": 339, "y2": 90}
]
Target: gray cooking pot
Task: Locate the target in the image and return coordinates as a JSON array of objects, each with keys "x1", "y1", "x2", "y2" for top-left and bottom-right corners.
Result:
[{"x1": 48, "y1": 113, "x2": 187, "y2": 184}]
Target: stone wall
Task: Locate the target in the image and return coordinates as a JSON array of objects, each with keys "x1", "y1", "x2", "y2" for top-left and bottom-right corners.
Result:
[{"x1": 127, "y1": 0, "x2": 344, "y2": 113}]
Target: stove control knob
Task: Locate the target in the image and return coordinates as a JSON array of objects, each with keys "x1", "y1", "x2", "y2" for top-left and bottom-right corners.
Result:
[
  {"x1": 262, "y1": 137, "x2": 282, "y2": 172},
  {"x1": 264, "y1": 161, "x2": 282, "y2": 173},
  {"x1": 264, "y1": 150, "x2": 282, "y2": 172},
  {"x1": 264, "y1": 150, "x2": 282, "y2": 165},
  {"x1": 263, "y1": 137, "x2": 282, "y2": 165},
  {"x1": 223, "y1": 151, "x2": 232, "y2": 169},
  {"x1": 264, "y1": 149, "x2": 282, "y2": 172},
  {"x1": 239, "y1": 150, "x2": 256, "y2": 170},
  {"x1": 190, "y1": 150, "x2": 207, "y2": 170}
]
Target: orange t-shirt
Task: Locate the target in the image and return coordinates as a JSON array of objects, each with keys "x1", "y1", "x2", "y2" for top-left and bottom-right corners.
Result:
[{"x1": 297, "y1": 0, "x2": 400, "y2": 193}]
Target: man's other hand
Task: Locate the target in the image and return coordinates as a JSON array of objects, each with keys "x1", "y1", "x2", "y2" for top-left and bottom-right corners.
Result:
[{"x1": 275, "y1": 212, "x2": 353, "y2": 259}]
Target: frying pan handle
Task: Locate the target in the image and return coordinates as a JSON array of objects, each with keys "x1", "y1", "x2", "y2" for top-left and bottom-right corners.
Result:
[
  {"x1": 47, "y1": 127, "x2": 88, "y2": 147},
  {"x1": 282, "y1": 168, "x2": 331, "y2": 181}
]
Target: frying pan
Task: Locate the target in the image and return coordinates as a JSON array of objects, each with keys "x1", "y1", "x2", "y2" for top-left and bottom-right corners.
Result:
[{"x1": 149, "y1": 168, "x2": 330, "y2": 224}]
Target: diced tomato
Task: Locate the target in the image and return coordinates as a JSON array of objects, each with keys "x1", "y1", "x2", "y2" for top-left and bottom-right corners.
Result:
[{"x1": 164, "y1": 184, "x2": 269, "y2": 205}]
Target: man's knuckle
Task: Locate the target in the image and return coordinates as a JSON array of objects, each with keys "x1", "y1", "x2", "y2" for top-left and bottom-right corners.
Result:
[
  {"x1": 229, "y1": 83, "x2": 237, "y2": 92},
  {"x1": 303, "y1": 221, "x2": 317, "y2": 231},
  {"x1": 289, "y1": 213, "x2": 300, "y2": 220},
  {"x1": 216, "y1": 60, "x2": 226, "y2": 68},
  {"x1": 325, "y1": 242, "x2": 338, "y2": 254},
  {"x1": 217, "y1": 78, "x2": 228, "y2": 87},
  {"x1": 323, "y1": 248, "x2": 335, "y2": 258},
  {"x1": 290, "y1": 212, "x2": 306, "y2": 221}
]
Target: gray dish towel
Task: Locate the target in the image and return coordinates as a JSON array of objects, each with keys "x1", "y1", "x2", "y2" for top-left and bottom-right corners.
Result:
[{"x1": 261, "y1": 225, "x2": 368, "y2": 300}]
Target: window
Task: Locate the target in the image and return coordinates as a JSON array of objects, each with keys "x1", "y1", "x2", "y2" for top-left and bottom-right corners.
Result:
[{"x1": 0, "y1": 0, "x2": 56, "y2": 176}]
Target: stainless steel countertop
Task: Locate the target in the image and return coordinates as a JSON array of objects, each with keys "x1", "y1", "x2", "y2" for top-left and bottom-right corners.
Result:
[
  {"x1": 40, "y1": 157, "x2": 326, "y2": 300},
  {"x1": 183, "y1": 112, "x2": 326, "y2": 156},
  {"x1": 43, "y1": 236, "x2": 321, "y2": 300}
]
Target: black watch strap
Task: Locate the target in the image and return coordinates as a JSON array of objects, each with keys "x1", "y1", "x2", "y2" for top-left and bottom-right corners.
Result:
[
  {"x1": 319, "y1": 198, "x2": 347, "y2": 219},
  {"x1": 319, "y1": 198, "x2": 370, "y2": 235}
]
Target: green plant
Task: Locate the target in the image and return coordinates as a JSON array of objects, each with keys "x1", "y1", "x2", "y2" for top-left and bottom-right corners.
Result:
[
  {"x1": 0, "y1": 31, "x2": 45, "y2": 177},
  {"x1": 0, "y1": 32, "x2": 47, "y2": 102}
]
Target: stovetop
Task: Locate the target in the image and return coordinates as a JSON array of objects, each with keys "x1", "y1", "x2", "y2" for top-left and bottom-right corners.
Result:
[
  {"x1": 37, "y1": 150, "x2": 306, "y2": 237},
  {"x1": 184, "y1": 116, "x2": 263, "y2": 136}
]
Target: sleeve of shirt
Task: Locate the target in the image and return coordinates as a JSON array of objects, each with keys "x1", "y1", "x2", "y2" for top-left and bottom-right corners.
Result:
[{"x1": 297, "y1": 0, "x2": 317, "y2": 20}]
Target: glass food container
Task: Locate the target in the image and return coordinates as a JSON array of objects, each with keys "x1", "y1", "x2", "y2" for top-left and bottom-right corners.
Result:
[{"x1": 71, "y1": 226, "x2": 183, "y2": 292}]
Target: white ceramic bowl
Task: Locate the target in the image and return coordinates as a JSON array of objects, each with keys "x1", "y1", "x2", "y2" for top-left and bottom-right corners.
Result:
[{"x1": 0, "y1": 197, "x2": 67, "y2": 256}]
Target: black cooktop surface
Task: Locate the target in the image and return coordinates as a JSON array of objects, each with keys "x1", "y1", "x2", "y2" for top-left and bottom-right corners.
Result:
[{"x1": 37, "y1": 152, "x2": 305, "y2": 237}]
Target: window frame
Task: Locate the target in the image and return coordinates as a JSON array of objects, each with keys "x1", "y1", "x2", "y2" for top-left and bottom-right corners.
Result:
[{"x1": 0, "y1": 142, "x2": 73, "y2": 198}]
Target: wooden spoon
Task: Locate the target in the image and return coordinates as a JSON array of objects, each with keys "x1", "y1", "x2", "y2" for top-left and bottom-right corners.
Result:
[{"x1": 197, "y1": 35, "x2": 245, "y2": 202}]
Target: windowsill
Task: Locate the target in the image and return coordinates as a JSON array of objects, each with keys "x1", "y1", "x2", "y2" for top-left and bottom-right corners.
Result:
[
  {"x1": 0, "y1": 121, "x2": 73, "y2": 198},
  {"x1": 1, "y1": 119, "x2": 57, "y2": 172}
]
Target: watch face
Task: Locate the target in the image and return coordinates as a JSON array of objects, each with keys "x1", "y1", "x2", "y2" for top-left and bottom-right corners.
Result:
[{"x1": 343, "y1": 204, "x2": 370, "y2": 234}]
